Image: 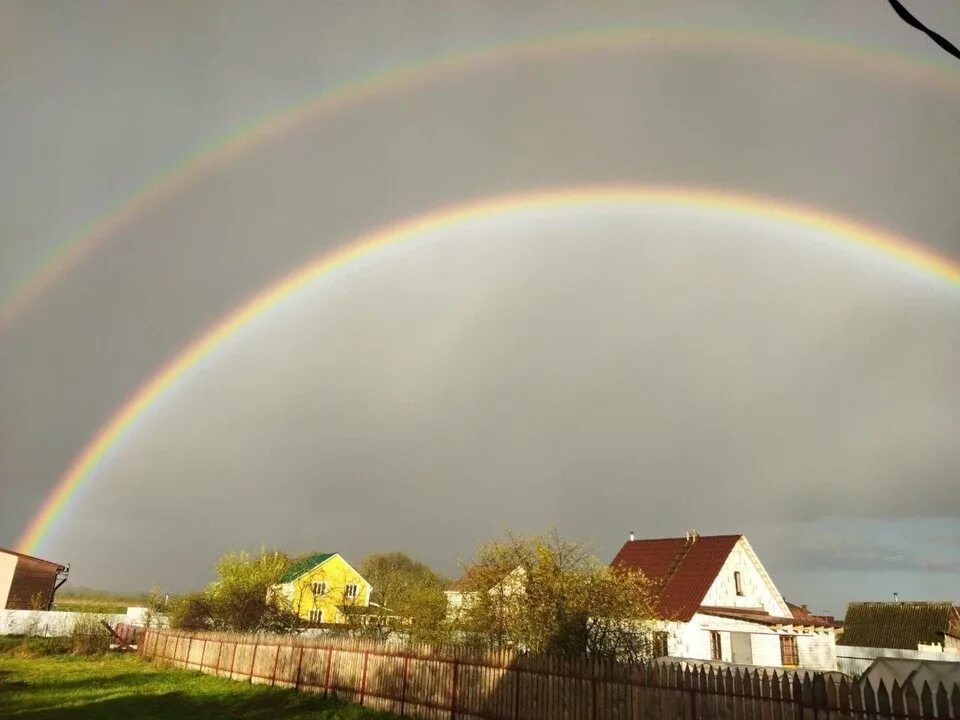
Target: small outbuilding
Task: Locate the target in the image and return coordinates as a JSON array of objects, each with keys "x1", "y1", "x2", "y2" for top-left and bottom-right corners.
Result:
[{"x1": 0, "y1": 547, "x2": 69, "y2": 610}]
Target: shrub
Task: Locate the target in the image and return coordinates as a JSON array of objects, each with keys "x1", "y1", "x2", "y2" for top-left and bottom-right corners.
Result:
[{"x1": 69, "y1": 614, "x2": 111, "y2": 655}]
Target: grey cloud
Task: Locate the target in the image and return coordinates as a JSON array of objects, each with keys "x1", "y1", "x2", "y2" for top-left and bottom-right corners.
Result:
[{"x1": 1, "y1": 2, "x2": 958, "y2": 610}]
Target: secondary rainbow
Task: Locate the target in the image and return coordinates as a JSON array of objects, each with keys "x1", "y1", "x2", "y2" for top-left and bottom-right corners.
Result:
[
  {"x1": 16, "y1": 185, "x2": 960, "y2": 554},
  {"x1": 2, "y1": 26, "x2": 958, "y2": 337}
]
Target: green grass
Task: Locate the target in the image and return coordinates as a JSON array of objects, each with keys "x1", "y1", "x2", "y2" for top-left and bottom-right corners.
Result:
[{"x1": 0, "y1": 652, "x2": 403, "y2": 719}]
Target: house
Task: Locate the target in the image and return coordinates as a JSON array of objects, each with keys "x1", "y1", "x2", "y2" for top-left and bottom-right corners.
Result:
[
  {"x1": 0, "y1": 547, "x2": 69, "y2": 610},
  {"x1": 271, "y1": 553, "x2": 371, "y2": 624},
  {"x1": 444, "y1": 565, "x2": 525, "y2": 620},
  {"x1": 611, "y1": 531, "x2": 840, "y2": 671},
  {"x1": 838, "y1": 602, "x2": 960, "y2": 653}
]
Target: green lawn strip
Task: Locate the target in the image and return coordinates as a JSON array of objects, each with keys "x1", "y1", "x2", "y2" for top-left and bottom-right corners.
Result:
[{"x1": 0, "y1": 653, "x2": 403, "y2": 719}]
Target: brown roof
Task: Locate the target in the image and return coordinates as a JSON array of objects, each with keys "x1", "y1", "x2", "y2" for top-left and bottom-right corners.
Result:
[
  {"x1": 701, "y1": 606, "x2": 838, "y2": 628},
  {"x1": 0, "y1": 546, "x2": 65, "y2": 570},
  {"x1": 610, "y1": 534, "x2": 742, "y2": 621},
  {"x1": 447, "y1": 566, "x2": 500, "y2": 592},
  {"x1": 787, "y1": 601, "x2": 839, "y2": 626},
  {"x1": 838, "y1": 602, "x2": 960, "y2": 649}
]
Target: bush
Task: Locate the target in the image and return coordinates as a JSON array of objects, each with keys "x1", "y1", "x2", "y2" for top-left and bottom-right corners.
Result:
[{"x1": 69, "y1": 614, "x2": 111, "y2": 655}]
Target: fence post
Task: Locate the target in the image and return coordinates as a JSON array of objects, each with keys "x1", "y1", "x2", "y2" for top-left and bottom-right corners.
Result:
[
  {"x1": 200, "y1": 638, "x2": 208, "y2": 672},
  {"x1": 686, "y1": 667, "x2": 697, "y2": 720},
  {"x1": 513, "y1": 667, "x2": 522, "y2": 720},
  {"x1": 294, "y1": 646, "x2": 305, "y2": 690},
  {"x1": 399, "y1": 655, "x2": 410, "y2": 716},
  {"x1": 250, "y1": 642, "x2": 258, "y2": 684},
  {"x1": 229, "y1": 640, "x2": 238, "y2": 680},
  {"x1": 359, "y1": 650, "x2": 370, "y2": 705},
  {"x1": 450, "y1": 659, "x2": 460, "y2": 720},
  {"x1": 270, "y1": 642, "x2": 282, "y2": 686},
  {"x1": 592, "y1": 665, "x2": 599, "y2": 720},
  {"x1": 323, "y1": 647, "x2": 334, "y2": 696}
]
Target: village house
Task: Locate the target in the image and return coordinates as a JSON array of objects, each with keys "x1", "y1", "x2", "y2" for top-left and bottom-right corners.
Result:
[
  {"x1": 270, "y1": 552, "x2": 371, "y2": 625},
  {"x1": 839, "y1": 601, "x2": 960, "y2": 654},
  {"x1": 611, "y1": 531, "x2": 840, "y2": 671},
  {"x1": 444, "y1": 566, "x2": 525, "y2": 621},
  {"x1": 0, "y1": 547, "x2": 69, "y2": 610}
]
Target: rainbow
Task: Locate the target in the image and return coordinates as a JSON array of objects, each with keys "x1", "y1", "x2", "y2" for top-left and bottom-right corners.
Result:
[
  {"x1": 2, "y1": 26, "x2": 959, "y2": 337},
  {"x1": 15, "y1": 185, "x2": 960, "y2": 554}
]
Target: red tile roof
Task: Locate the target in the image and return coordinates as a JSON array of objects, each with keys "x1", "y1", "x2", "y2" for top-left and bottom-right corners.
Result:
[{"x1": 610, "y1": 534, "x2": 742, "y2": 621}]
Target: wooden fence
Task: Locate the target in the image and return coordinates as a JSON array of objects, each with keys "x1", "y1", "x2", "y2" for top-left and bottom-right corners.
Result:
[{"x1": 140, "y1": 629, "x2": 960, "y2": 720}]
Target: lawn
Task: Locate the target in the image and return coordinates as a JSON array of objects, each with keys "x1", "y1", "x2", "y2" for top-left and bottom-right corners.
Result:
[{"x1": 0, "y1": 650, "x2": 403, "y2": 719}]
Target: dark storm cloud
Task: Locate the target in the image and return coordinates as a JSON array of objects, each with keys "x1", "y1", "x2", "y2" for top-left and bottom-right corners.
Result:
[{"x1": 1, "y1": 2, "x2": 958, "y2": 611}]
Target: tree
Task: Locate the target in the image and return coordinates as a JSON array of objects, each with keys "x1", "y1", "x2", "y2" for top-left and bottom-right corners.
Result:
[
  {"x1": 169, "y1": 547, "x2": 299, "y2": 632},
  {"x1": 358, "y1": 551, "x2": 449, "y2": 642},
  {"x1": 455, "y1": 528, "x2": 656, "y2": 661}
]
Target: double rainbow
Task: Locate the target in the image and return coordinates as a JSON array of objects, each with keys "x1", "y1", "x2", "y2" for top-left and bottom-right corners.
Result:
[
  {"x1": 15, "y1": 185, "x2": 960, "y2": 554},
  {"x1": 2, "y1": 26, "x2": 959, "y2": 336}
]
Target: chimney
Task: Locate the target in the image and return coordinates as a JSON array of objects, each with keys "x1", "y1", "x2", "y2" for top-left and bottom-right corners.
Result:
[
  {"x1": 629, "y1": 531, "x2": 635, "y2": 542},
  {"x1": 686, "y1": 529, "x2": 699, "y2": 544}
]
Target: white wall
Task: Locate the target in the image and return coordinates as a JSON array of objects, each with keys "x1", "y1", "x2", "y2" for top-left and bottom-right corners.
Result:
[
  {"x1": 0, "y1": 607, "x2": 167, "y2": 637},
  {"x1": 798, "y1": 633, "x2": 839, "y2": 671},
  {"x1": 0, "y1": 552, "x2": 17, "y2": 609},
  {"x1": 662, "y1": 613, "x2": 837, "y2": 671},
  {"x1": 699, "y1": 538, "x2": 790, "y2": 616},
  {"x1": 838, "y1": 645, "x2": 960, "y2": 677}
]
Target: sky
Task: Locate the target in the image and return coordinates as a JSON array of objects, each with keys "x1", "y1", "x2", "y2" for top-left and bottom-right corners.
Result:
[{"x1": 0, "y1": 1, "x2": 958, "y2": 616}]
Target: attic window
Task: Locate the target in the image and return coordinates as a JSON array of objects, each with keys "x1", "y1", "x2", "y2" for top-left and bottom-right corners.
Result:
[
  {"x1": 734, "y1": 571, "x2": 744, "y2": 596},
  {"x1": 344, "y1": 583, "x2": 359, "y2": 599},
  {"x1": 311, "y1": 581, "x2": 327, "y2": 596}
]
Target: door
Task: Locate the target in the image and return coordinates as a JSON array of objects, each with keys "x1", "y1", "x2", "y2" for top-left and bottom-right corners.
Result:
[{"x1": 730, "y1": 632, "x2": 753, "y2": 665}]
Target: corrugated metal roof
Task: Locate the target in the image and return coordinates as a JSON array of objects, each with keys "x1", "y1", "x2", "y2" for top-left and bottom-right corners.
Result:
[
  {"x1": 280, "y1": 553, "x2": 335, "y2": 583},
  {"x1": 610, "y1": 534, "x2": 741, "y2": 621},
  {"x1": 838, "y1": 602, "x2": 960, "y2": 649}
]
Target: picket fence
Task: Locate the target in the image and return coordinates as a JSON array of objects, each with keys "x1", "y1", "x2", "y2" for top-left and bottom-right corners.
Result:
[{"x1": 140, "y1": 629, "x2": 960, "y2": 720}]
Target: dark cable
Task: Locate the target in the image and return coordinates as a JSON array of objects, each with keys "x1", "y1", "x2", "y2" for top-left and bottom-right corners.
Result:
[{"x1": 887, "y1": 0, "x2": 960, "y2": 62}]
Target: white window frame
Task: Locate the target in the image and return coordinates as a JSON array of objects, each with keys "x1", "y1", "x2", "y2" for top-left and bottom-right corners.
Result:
[
  {"x1": 311, "y1": 580, "x2": 327, "y2": 596},
  {"x1": 344, "y1": 583, "x2": 359, "y2": 599},
  {"x1": 734, "y1": 571, "x2": 744, "y2": 596},
  {"x1": 308, "y1": 608, "x2": 323, "y2": 623}
]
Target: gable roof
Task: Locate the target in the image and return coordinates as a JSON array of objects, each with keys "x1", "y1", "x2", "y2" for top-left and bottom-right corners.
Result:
[
  {"x1": 280, "y1": 553, "x2": 336, "y2": 583},
  {"x1": 610, "y1": 534, "x2": 741, "y2": 621},
  {"x1": 838, "y1": 602, "x2": 960, "y2": 649}
]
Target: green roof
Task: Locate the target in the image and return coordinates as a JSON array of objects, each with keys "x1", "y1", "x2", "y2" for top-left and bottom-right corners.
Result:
[{"x1": 280, "y1": 553, "x2": 336, "y2": 583}]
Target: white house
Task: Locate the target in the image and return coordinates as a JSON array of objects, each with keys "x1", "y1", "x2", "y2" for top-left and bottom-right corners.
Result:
[
  {"x1": 444, "y1": 566, "x2": 526, "y2": 619},
  {"x1": 611, "y1": 531, "x2": 840, "y2": 671}
]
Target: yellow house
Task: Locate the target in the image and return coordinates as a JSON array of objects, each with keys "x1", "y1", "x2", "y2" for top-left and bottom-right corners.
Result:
[{"x1": 273, "y1": 553, "x2": 372, "y2": 624}]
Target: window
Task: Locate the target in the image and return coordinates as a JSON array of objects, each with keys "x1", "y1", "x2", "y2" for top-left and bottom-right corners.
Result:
[
  {"x1": 652, "y1": 631, "x2": 669, "y2": 658},
  {"x1": 311, "y1": 581, "x2": 327, "y2": 596},
  {"x1": 710, "y1": 631, "x2": 723, "y2": 661},
  {"x1": 780, "y1": 635, "x2": 799, "y2": 666},
  {"x1": 308, "y1": 609, "x2": 323, "y2": 623},
  {"x1": 734, "y1": 571, "x2": 744, "y2": 596},
  {"x1": 344, "y1": 583, "x2": 359, "y2": 599}
]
